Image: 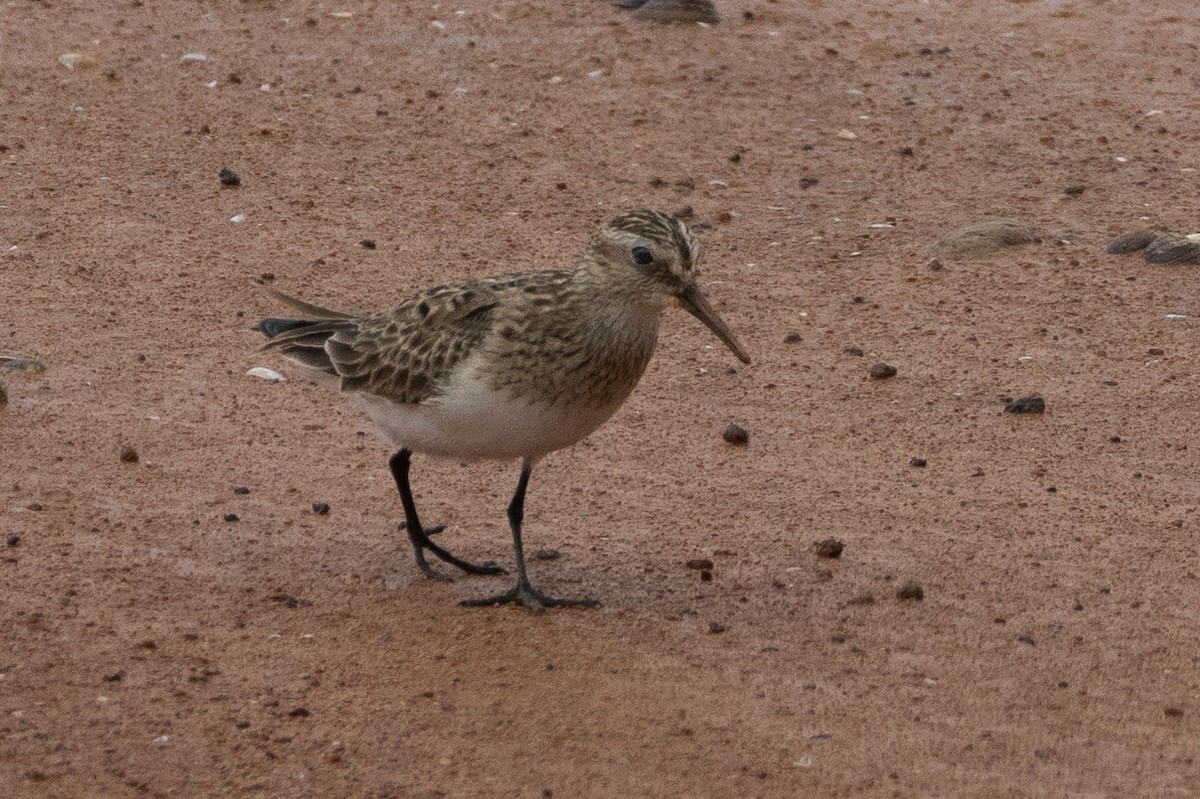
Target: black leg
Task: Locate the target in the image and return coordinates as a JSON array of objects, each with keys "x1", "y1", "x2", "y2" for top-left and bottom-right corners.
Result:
[
  {"x1": 388, "y1": 449, "x2": 504, "y2": 580},
  {"x1": 461, "y1": 460, "x2": 599, "y2": 611}
]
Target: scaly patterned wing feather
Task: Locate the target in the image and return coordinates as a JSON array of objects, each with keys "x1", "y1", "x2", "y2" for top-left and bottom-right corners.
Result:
[{"x1": 324, "y1": 281, "x2": 502, "y2": 404}]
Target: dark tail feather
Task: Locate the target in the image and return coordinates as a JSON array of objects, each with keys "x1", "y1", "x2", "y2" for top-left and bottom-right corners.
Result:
[
  {"x1": 256, "y1": 289, "x2": 358, "y2": 375},
  {"x1": 257, "y1": 317, "x2": 314, "y2": 338}
]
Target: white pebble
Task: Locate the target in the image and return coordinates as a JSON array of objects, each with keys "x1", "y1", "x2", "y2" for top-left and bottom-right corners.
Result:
[
  {"x1": 247, "y1": 367, "x2": 285, "y2": 382},
  {"x1": 205, "y1": 81, "x2": 218, "y2": 89},
  {"x1": 180, "y1": 52, "x2": 210, "y2": 62},
  {"x1": 153, "y1": 735, "x2": 170, "y2": 746},
  {"x1": 431, "y1": 20, "x2": 445, "y2": 30},
  {"x1": 836, "y1": 129, "x2": 857, "y2": 140},
  {"x1": 230, "y1": 213, "x2": 246, "y2": 223}
]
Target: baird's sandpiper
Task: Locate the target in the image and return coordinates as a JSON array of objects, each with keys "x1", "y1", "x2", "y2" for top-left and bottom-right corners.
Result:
[{"x1": 258, "y1": 209, "x2": 749, "y2": 610}]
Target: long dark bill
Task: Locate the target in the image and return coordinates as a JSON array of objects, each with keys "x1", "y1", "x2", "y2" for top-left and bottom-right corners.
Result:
[{"x1": 677, "y1": 285, "x2": 752, "y2": 365}]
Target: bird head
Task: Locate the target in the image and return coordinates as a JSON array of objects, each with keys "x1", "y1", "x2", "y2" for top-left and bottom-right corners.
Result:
[{"x1": 590, "y1": 210, "x2": 751, "y2": 364}]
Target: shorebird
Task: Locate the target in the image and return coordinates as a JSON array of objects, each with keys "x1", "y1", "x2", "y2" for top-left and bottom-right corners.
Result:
[{"x1": 257, "y1": 210, "x2": 750, "y2": 610}]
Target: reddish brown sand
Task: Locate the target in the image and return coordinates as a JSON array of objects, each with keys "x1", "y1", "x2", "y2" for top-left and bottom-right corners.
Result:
[{"x1": 3, "y1": 1, "x2": 1200, "y2": 796}]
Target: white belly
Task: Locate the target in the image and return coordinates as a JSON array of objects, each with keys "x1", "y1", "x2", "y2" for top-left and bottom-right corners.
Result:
[{"x1": 356, "y1": 384, "x2": 622, "y2": 461}]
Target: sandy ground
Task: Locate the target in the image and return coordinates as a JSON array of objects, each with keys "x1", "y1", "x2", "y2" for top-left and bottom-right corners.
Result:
[{"x1": 3, "y1": 1, "x2": 1200, "y2": 796}]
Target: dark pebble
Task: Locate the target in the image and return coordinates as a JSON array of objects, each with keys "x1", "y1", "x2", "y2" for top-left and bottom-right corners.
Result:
[
  {"x1": 102, "y1": 672, "x2": 124, "y2": 682},
  {"x1": 532, "y1": 548, "x2": 561, "y2": 561},
  {"x1": 1017, "y1": 634, "x2": 1036, "y2": 646},
  {"x1": 700, "y1": 570, "x2": 712, "y2": 582},
  {"x1": 269, "y1": 594, "x2": 301, "y2": 608},
  {"x1": 233, "y1": 486, "x2": 251, "y2": 495},
  {"x1": 708, "y1": 621, "x2": 726, "y2": 634},
  {"x1": 784, "y1": 332, "x2": 802, "y2": 343},
  {"x1": 223, "y1": 513, "x2": 240, "y2": 522},
  {"x1": 1106, "y1": 229, "x2": 1160, "y2": 255},
  {"x1": 843, "y1": 346, "x2": 864, "y2": 357},
  {"x1": 868, "y1": 363, "x2": 897, "y2": 379},
  {"x1": 686, "y1": 558, "x2": 714, "y2": 571},
  {"x1": 896, "y1": 582, "x2": 924, "y2": 601},
  {"x1": 287, "y1": 707, "x2": 310, "y2": 718},
  {"x1": 359, "y1": 239, "x2": 377, "y2": 250},
  {"x1": 910, "y1": 457, "x2": 927, "y2": 467},
  {"x1": 723, "y1": 423, "x2": 750, "y2": 445},
  {"x1": 312, "y1": 502, "x2": 331, "y2": 515},
  {"x1": 1147, "y1": 348, "x2": 1165, "y2": 356},
  {"x1": 1005, "y1": 396, "x2": 1046, "y2": 414},
  {"x1": 218, "y1": 167, "x2": 241, "y2": 187},
  {"x1": 1165, "y1": 707, "x2": 1184, "y2": 718},
  {"x1": 814, "y1": 538, "x2": 844, "y2": 559},
  {"x1": 235, "y1": 720, "x2": 251, "y2": 729},
  {"x1": 1110, "y1": 436, "x2": 1121, "y2": 443},
  {"x1": 630, "y1": 0, "x2": 721, "y2": 24},
  {"x1": 1063, "y1": 185, "x2": 1085, "y2": 196},
  {"x1": 7, "y1": 534, "x2": 20, "y2": 547},
  {"x1": 119, "y1": 447, "x2": 139, "y2": 464},
  {"x1": 1144, "y1": 234, "x2": 1200, "y2": 265}
]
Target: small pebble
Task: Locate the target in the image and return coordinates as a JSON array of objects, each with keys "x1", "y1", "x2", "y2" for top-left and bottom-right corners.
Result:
[
  {"x1": 896, "y1": 582, "x2": 924, "y2": 601},
  {"x1": 723, "y1": 423, "x2": 750, "y2": 445},
  {"x1": 1144, "y1": 233, "x2": 1200, "y2": 265},
  {"x1": 312, "y1": 502, "x2": 331, "y2": 515},
  {"x1": 119, "y1": 446, "x2": 139, "y2": 464},
  {"x1": 910, "y1": 457, "x2": 927, "y2": 468},
  {"x1": 218, "y1": 167, "x2": 241, "y2": 187},
  {"x1": 58, "y1": 52, "x2": 98, "y2": 70},
  {"x1": 1017, "y1": 634, "x2": 1036, "y2": 646},
  {"x1": 0, "y1": 356, "x2": 47, "y2": 373},
  {"x1": 685, "y1": 558, "x2": 714, "y2": 571},
  {"x1": 0, "y1": 383, "x2": 6, "y2": 408},
  {"x1": 868, "y1": 363, "x2": 897, "y2": 379},
  {"x1": 630, "y1": 0, "x2": 721, "y2": 24},
  {"x1": 700, "y1": 570, "x2": 712, "y2": 582},
  {"x1": 247, "y1": 367, "x2": 285, "y2": 382},
  {"x1": 223, "y1": 513, "x2": 240, "y2": 522},
  {"x1": 103, "y1": 672, "x2": 124, "y2": 682},
  {"x1": 1005, "y1": 396, "x2": 1046, "y2": 414},
  {"x1": 7, "y1": 535, "x2": 20, "y2": 547},
  {"x1": 1063, "y1": 185, "x2": 1085, "y2": 196},
  {"x1": 1165, "y1": 707, "x2": 1184, "y2": 719},
  {"x1": 814, "y1": 539, "x2": 844, "y2": 559},
  {"x1": 532, "y1": 548, "x2": 561, "y2": 561},
  {"x1": 936, "y1": 219, "x2": 1036, "y2": 258},
  {"x1": 708, "y1": 621, "x2": 726, "y2": 634},
  {"x1": 843, "y1": 346, "x2": 864, "y2": 357},
  {"x1": 360, "y1": 239, "x2": 377, "y2": 250},
  {"x1": 233, "y1": 486, "x2": 251, "y2": 495},
  {"x1": 784, "y1": 332, "x2": 803, "y2": 344},
  {"x1": 1147, "y1": 347, "x2": 1165, "y2": 356},
  {"x1": 1106, "y1": 229, "x2": 1161, "y2": 254},
  {"x1": 287, "y1": 707, "x2": 311, "y2": 718}
]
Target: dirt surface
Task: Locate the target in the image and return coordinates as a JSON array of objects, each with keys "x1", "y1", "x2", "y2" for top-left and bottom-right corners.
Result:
[{"x1": 3, "y1": 1, "x2": 1200, "y2": 796}]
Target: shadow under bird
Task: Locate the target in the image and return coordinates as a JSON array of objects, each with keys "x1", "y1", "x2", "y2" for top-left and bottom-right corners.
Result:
[{"x1": 256, "y1": 209, "x2": 750, "y2": 610}]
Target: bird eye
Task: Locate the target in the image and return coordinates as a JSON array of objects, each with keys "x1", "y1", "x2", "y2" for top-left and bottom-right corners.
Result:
[{"x1": 631, "y1": 246, "x2": 654, "y2": 266}]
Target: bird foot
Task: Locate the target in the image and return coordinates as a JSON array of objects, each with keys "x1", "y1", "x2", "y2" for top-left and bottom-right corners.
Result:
[
  {"x1": 403, "y1": 525, "x2": 505, "y2": 580},
  {"x1": 460, "y1": 582, "x2": 600, "y2": 612}
]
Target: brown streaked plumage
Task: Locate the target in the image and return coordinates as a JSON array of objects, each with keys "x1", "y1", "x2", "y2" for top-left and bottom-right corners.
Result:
[{"x1": 258, "y1": 209, "x2": 749, "y2": 610}]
